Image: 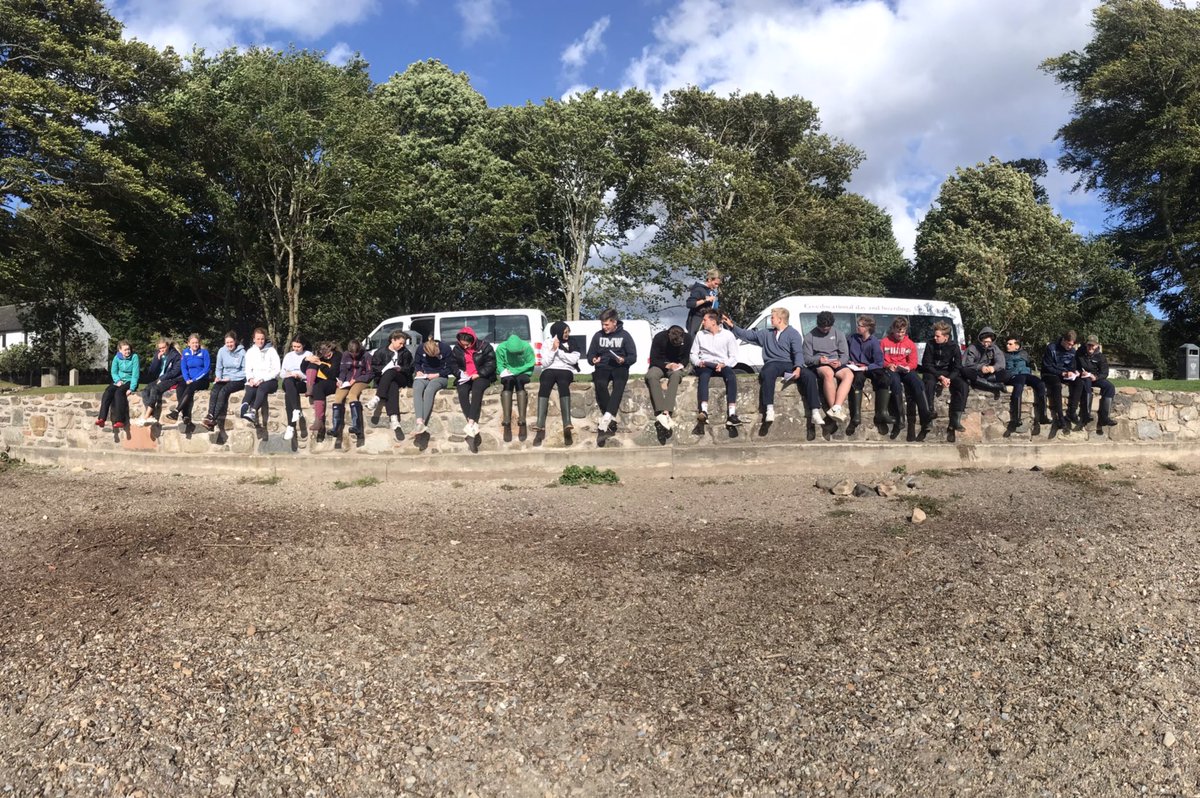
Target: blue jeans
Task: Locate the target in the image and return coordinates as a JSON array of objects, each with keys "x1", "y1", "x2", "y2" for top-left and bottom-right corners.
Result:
[{"x1": 694, "y1": 365, "x2": 738, "y2": 408}]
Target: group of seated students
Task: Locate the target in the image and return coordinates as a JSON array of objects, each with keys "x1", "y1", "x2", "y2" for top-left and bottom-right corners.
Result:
[
  {"x1": 640, "y1": 309, "x2": 1116, "y2": 442},
  {"x1": 92, "y1": 311, "x2": 1118, "y2": 452}
]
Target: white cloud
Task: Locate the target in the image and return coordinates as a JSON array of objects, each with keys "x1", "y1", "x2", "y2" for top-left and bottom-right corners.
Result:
[
  {"x1": 325, "y1": 41, "x2": 355, "y2": 66},
  {"x1": 561, "y1": 16, "x2": 611, "y2": 73},
  {"x1": 456, "y1": 0, "x2": 505, "y2": 44},
  {"x1": 625, "y1": 0, "x2": 1104, "y2": 256},
  {"x1": 113, "y1": 0, "x2": 378, "y2": 53}
]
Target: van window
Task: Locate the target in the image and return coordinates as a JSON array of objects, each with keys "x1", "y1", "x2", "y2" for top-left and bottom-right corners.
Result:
[
  {"x1": 797, "y1": 313, "x2": 856, "y2": 339},
  {"x1": 494, "y1": 314, "x2": 531, "y2": 341},
  {"x1": 410, "y1": 316, "x2": 435, "y2": 342},
  {"x1": 873, "y1": 314, "x2": 959, "y2": 343},
  {"x1": 367, "y1": 329, "x2": 393, "y2": 351},
  {"x1": 440, "y1": 315, "x2": 492, "y2": 342},
  {"x1": 754, "y1": 315, "x2": 771, "y2": 331}
]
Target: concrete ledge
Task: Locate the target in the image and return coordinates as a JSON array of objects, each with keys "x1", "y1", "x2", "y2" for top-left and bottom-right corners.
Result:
[{"x1": 9, "y1": 440, "x2": 1197, "y2": 482}]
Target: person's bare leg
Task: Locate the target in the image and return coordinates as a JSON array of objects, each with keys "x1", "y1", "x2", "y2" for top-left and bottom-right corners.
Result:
[
  {"x1": 817, "y1": 365, "x2": 836, "y2": 406},
  {"x1": 834, "y1": 368, "x2": 854, "y2": 406}
]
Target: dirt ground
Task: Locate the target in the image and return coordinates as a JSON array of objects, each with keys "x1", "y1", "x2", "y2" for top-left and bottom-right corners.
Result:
[{"x1": 0, "y1": 457, "x2": 1197, "y2": 797}]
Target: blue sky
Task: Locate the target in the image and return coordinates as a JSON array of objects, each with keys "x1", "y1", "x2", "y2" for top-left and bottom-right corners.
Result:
[{"x1": 110, "y1": 0, "x2": 1112, "y2": 257}]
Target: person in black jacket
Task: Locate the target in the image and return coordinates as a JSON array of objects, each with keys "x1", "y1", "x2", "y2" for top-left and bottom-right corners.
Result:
[
  {"x1": 685, "y1": 270, "x2": 722, "y2": 345},
  {"x1": 451, "y1": 326, "x2": 496, "y2": 453},
  {"x1": 1042, "y1": 330, "x2": 1081, "y2": 433},
  {"x1": 308, "y1": 342, "x2": 341, "y2": 442},
  {"x1": 645, "y1": 325, "x2": 688, "y2": 431},
  {"x1": 134, "y1": 338, "x2": 182, "y2": 426},
  {"x1": 368, "y1": 330, "x2": 414, "y2": 433},
  {"x1": 586, "y1": 308, "x2": 638, "y2": 434},
  {"x1": 919, "y1": 321, "x2": 968, "y2": 438},
  {"x1": 1072, "y1": 334, "x2": 1117, "y2": 432}
]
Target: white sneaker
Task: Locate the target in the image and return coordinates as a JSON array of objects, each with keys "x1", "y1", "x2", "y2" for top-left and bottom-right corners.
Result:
[
  {"x1": 765, "y1": 406, "x2": 776, "y2": 422},
  {"x1": 828, "y1": 405, "x2": 848, "y2": 422},
  {"x1": 390, "y1": 415, "x2": 401, "y2": 431},
  {"x1": 366, "y1": 396, "x2": 380, "y2": 411},
  {"x1": 291, "y1": 409, "x2": 301, "y2": 423},
  {"x1": 599, "y1": 412, "x2": 613, "y2": 430},
  {"x1": 656, "y1": 412, "x2": 672, "y2": 430},
  {"x1": 242, "y1": 410, "x2": 257, "y2": 424},
  {"x1": 415, "y1": 419, "x2": 426, "y2": 434},
  {"x1": 134, "y1": 417, "x2": 148, "y2": 427},
  {"x1": 811, "y1": 409, "x2": 825, "y2": 425},
  {"x1": 284, "y1": 425, "x2": 294, "y2": 441}
]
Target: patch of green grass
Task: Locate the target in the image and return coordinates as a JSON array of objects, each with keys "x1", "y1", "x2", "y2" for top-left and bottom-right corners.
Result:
[
  {"x1": 238, "y1": 474, "x2": 282, "y2": 486},
  {"x1": 13, "y1": 384, "x2": 111, "y2": 394},
  {"x1": 559, "y1": 465, "x2": 619, "y2": 486},
  {"x1": 827, "y1": 509, "x2": 854, "y2": 518},
  {"x1": 0, "y1": 451, "x2": 20, "y2": 474},
  {"x1": 891, "y1": 464, "x2": 907, "y2": 475},
  {"x1": 1044, "y1": 463, "x2": 1099, "y2": 489},
  {"x1": 333, "y1": 475, "x2": 381, "y2": 489},
  {"x1": 1097, "y1": 463, "x2": 1117, "y2": 471},
  {"x1": 1111, "y1": 379, "x2": 1200, "y2": 391},
  {"x1": 898, "y1": 494, "x2": 949, "y2": 517}
]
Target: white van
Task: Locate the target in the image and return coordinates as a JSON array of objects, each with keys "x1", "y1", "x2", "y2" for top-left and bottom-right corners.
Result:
[
  {"x1": 731, "y1": 296, "x2": 966, "y2": 372},
  {"x1": 544, "y1": 320, "x2": 654, "y2": 376},
  {"x1": 367, "y1": 308, "x2": 549, "y2": 365}
]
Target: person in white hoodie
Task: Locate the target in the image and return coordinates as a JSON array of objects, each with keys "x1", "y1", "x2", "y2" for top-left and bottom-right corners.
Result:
[
  {"x1": 241, "y1": 328, "x2": 281, "y2": 434},
  {"x1": 689, "y1": 310, "x2": 743, "y2": 429},
  {"x1": 533, "y1": 321, "x2": 580, "y2": 447},
  {"x1": 279, "y1": 336, "x2": 313, "y2": 441}
]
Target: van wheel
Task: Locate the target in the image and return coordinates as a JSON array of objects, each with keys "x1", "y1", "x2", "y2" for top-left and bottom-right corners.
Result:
[{"x1": 734, "y1": 364, "x2": 756, "y2": 375}]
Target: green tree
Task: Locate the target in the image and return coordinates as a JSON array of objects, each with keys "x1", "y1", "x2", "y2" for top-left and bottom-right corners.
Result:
[
  {"x1": 913, "y1": 158, "x2": 1086, "y2": 347},
  {"x1": 501, "y1": 89, "x2": 663, "y2": 320},
  {"x1": 1044, "y1": 0, "x2": 1200, "y2": 345},
  {"x1": 643, "y1": 88, "x2": 905, "y2": 322}
]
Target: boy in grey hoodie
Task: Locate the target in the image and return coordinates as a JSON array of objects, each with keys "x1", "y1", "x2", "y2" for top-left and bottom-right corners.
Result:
[
  {"x1": 804, "y1": 311, "x2": 853, "y2": 423},
  {"x1": 962, "y1": 326, "x2": 1008, "y2": 398}
]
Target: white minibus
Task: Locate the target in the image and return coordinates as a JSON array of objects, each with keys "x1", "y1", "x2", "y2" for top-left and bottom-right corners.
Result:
[
  {"x1": 367, "y1": 308, "x2": 549, "y2": 365},
  {"x1": 730, "y1": 296, "x2": 966, "y2": 372}
]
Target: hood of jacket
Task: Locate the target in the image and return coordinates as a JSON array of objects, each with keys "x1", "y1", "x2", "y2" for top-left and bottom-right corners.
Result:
[
  {"x1": 549, "y1": 321, "x2": 569, "y2": 343},
  {"x1": 457, "y1": 326, "x2": 477, "y2": 348},
  {"x1": 978, "y1": 326, "x2": 997, "y2": 342}
]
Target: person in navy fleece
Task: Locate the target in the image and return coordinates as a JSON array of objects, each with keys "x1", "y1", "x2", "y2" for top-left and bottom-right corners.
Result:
[
  {"x1": 168, "y1": 333, "x2": 210, "y2": 426},
  {"x1": 135, "y1": 337, "x2": 182, "y2": 426},
  {"x1": 1042, "y1": 330, "x2": 1081, "y2": 433},
  {"x1": 722, "y1": 307, "x2": 817, "y2": 425},
  {"x1": 586, "y1": 308, "x2": 637, "y2": 433},
  {"x1": 847, "y1": 315, "x2": 889, "y2": 435}
]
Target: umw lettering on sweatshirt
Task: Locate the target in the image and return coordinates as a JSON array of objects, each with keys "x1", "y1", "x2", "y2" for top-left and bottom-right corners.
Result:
[{"x1": 597, "y1": 335, "x2": 625, "y2": 348}]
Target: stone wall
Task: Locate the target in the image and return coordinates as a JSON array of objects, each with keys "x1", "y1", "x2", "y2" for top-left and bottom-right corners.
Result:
[{"x1": 0, "y1": 379, "x2": 1193, "y2": 457}]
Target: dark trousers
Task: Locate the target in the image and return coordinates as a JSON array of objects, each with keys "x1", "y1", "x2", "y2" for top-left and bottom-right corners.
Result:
[
  {"x1": 851, "y1": 369, "x2": 888, "y2": 393},
  {"x1": 884, "y1": 369, "x2": 931, "y2": 423},
  {"x1": 922, "y1": 373, "x2": 968, "y2": 413},
  {"x1": 593, "y1": 366, "x2": 629, "y2": 416},
  {"x1": 1005, "y1": 373, "x2": 1046, "y2": 418},
  {"x1": 759, "y1": 361, "x2": 820, "y2": 410},
  {"x1": 99, "y1": 384, "x2": 131, "y2": 424},
  {"x1": 174, "y1": 378, "x2": 209, "y2": 420},
  {"x1": 141, "y1": 378, "x2": 178, "y2": 414},
  {"x1": 457, "y1": 377, "x2": 491, "y2": 421},
  {"x1": 1070, "y1": 377, "x2": 1115, "y2": 419},
  {"x1": 500, "y1": 374, "x2": 531, "y2": 392},
  {"x1": 243, "y1": 379, "x2": 278, "y2": 422},
  {"x1": 694, "y1": 365, "x2": 737, "y2": 407},
  {"x1": 282, "y1": 376, "x2": 308, "y2": 421},
  {"x1": 207, "y1": 379, "x2": 245, "y2": 420},
  {"x1": 538, "y1": 370, "x2": 573, "y2": 398},
  {"x1": 1043, "y1": 373, "x2": 1068, "y2": 421},
  {"x1": 375, "y1": 369, "x2": 412, "y2": 417}
]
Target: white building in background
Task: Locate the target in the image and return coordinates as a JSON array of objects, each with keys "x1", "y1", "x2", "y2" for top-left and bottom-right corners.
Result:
[{"x1": 0, "y1": 304, "x2": 110, "y2": 368}]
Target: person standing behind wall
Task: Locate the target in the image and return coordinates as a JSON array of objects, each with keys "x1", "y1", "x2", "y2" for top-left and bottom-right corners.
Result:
[{"x1": 685, "y1": 269, "x2": 722, "y2": 346}]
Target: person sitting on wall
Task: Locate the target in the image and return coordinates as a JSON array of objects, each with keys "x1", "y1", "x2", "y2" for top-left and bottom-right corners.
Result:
[
  {"x1": 280, "y1": 336, "x2": 315, "y2": 442},
  {"x1": 846, "y1": 315, "x2": 889, "y2": 436},
  {"x1": 452, "y1": 326, "x2": 497, "y2": 454},
  {"x1": 534, "y1": 322, "x2": 580, "y2": 447},
  {"x1": 689, "y1": 310, "x2": 742, "y2": 431},
  {"x1": 1041, "y1": 330, "x2": 1080, "y2": 435},
  {"x1": 241, "y1": 328, "x2": 281, "y2": 438},
  {"x1": 962, "y1": 326, "x2": 1008, "y2": 399},
  {"x1": 134, "y1": 337, "x2": 181, "y2": 426},
  {"x1": 646, "y1": 325, "x2": 689, "y2": 434},
  {"x1": 1072, "y1": 334, "x2": 1118, "y2": 433},
  {"x1": 880, "y1": 317, "x2": 931, "y2": 442},
  {"x1": 495, "y1": 331, "x2": 536, "y2": 442},
  {"x1": 722, "y1": 307, "x2": 815, "y2": 428},
  {"x1": 586, "y1": 308, "x2": 637, "y2": 436},
  {"x1": 920, "y1": 321, "x2": 968, "y2": 440},
  {"x1": 97, "y1": 340, "x2": 138, "y2": 430},
  {"x1": 368, "y1": 330, "x2": 414, "y2": 435},
  {"x1": 804, "y1": 310, "x2": 853, "y2": 425},
  {"x1": 168, "y1": 333, "x2": 210, "y2": 428},
  {"x1": 1002, "y1": 334, "x2": 1052, "y2": 435},
  {"x1": 202, "y1": 332, "x2": 246, "y2": 431}
]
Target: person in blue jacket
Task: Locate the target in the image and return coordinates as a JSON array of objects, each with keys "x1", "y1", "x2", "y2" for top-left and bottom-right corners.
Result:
[
  {"x1": 586, "y1": 308, "x2": 638, "y2": 434},
  {"x1": 1003, "y1": 334, "x2": 1051, "y2": 435},
  {"x1": 1042, "y1": 330, "x2": 1081, "y2": 434},
  {"x1": 134, "y1": 337, "x2": 182, "y2": 426},
  {"x1": 847, "y1": 315, "x2": 889, "y2": 436},
  {"x1": 167, "y1": 333, "x2": 211, "y2": 426}
]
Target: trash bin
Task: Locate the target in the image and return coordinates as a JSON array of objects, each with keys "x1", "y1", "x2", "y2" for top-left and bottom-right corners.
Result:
[
  {"x1": 40, "y1": 366, "x2": 58, "y2": 388},
  {"x1": 1178, "y1": 344, "x2": 1200, "y2": 380}
]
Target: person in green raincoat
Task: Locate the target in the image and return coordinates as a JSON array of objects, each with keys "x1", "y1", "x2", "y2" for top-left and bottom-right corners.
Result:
[{"x1": 495, "y1": 333, "x2": 536, "y2": 442}]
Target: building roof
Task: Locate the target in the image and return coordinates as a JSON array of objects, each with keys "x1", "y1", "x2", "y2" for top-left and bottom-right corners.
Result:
[{"x1": 0, "y1": 304, "x2": 24, "y2": 333}]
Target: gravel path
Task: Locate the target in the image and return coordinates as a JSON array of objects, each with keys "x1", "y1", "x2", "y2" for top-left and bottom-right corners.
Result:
[{"x1": 1, "y1": 458, "x2": 1197, "y2": 795}]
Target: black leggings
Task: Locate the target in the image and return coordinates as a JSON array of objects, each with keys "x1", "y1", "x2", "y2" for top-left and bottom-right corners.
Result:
[
  {"x1": 141, "y1": 378, "x2": 177, "y2": 414},
  {"x1": 457, "y1": 377, "x2": 491, "y2": 421},
  {"x1": 207, "y1": 380, "x2": 245, "y2": 420},
  {"x1": 593, "y1": 366, "x2": 629, "y2": 416},
  {"x1": 538, "y1": 370, "x2": 573, "y2": 398},
  {"x1": 175, "y1": 379, "x2": 209, "y2": 420},
  {"x1": 99, "y1": 384, "x2": 131, "y2": 424},
  {"x1": 500, "y1": 374, "x2": 531, "y2": 392},
  {"x1": 375, "y1": 369, "x2": 412, "y2": 416},
  {"x1": 243, "y1": 380, "x2": 278, "y2": 422},
  {"x1": 282, "y1": 376, "x2": 307, "y2": 420}
]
